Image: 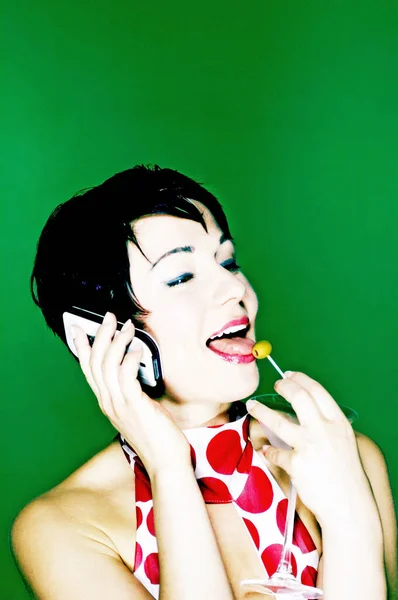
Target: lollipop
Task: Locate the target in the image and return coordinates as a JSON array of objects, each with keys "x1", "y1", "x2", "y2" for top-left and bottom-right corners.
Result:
[{"x1": 252, "y1": 340, "x2": 286, "y2": 379}]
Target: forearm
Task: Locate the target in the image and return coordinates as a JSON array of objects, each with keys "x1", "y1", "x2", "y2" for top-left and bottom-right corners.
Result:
[
  {"x1": 321, "y1": 508, "x2": 386, "y2": 600},
  {"x1": 151, "y1": 467, "x2": 234, "y2": 600}
]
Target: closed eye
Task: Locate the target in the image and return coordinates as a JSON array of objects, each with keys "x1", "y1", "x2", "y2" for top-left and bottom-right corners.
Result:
[
  {"x1": 166, "y1": 273, "x2": 194, "y2": 288},
  {"x1": 166, "y1": 258, "x2": 241, "y2": 288}
]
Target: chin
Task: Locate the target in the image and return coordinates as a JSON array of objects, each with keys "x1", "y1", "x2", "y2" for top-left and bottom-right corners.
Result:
[
  {"x1": 218, "y1": 366, "x2": 260, "y2": 402},
  {"x1": 162, "y1": 350, "x2": 260, "y2": 399},
  {"x1": 162, "y1": 367, "x2": 259, "y2": 405}
]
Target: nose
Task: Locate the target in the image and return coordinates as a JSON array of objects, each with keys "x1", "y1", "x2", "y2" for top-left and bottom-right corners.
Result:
[{"x1": 213, "y1": 264, "x2": 247, "y2": 306}]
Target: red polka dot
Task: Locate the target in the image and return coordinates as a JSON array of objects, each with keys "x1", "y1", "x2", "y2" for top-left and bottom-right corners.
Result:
[
  {"x1": 206, "y1": 430, "x2": 242, "y2": 474},
  {"x1": 276, "y1": 498, "x2": 288, "y2": 536},
  {"x1": 147, "y1": 507, "x2": 155, "y2": 536},
  {"x1": 198, "y1": 477, "x2": 232, "y2": 502},
  {"x1": 144, "y1": 552, "x2": 160, "y2": 585},
  {"x1": 261, "y1": 544, "x2": 297, "y2": 577},
  {"x1": 293, "y1": 518, "x2": 317, "y2": 554},
  {"x1": 236, "y1": 442, "x2": 253, "y2": 474},
  {"x1": 134, "y1": 542, "x2": 143, "y2": 571},
  {"x1": 136, "y1": 506, "x2": 143, "y2": 529},
  {"x1": 301, "y1": 565, "x2": 318, "y2": 586},
  {"x1": 235, "y1": 466, "x2": 274, "y2": 513},
  {"x1": 134, "y1": 469, "x2": 153, "y2": 502},
  {"x1": 243, "y1": 518, "x2": 260, "y2": 549},
  {"x1": 276, "y1": 499, "x2": 316, "y2": 553},
  {"x1": 190, "y1": 444, "x2": 197, "y2": 471}
]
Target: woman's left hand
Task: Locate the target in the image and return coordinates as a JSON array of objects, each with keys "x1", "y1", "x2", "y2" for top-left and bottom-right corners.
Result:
[{"x1": 246, "y1": 371, "x2": 377, "y2": 528}]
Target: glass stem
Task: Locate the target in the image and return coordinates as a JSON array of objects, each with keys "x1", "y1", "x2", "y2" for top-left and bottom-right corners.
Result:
[{"x1": 276, "y1": 481, "x2": 297, "y2": 575}]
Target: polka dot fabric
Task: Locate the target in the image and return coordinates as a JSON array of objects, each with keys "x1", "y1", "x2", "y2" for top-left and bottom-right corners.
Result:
[{"x1": 119, "y1": 402, "x2": 319, "y2": 598}]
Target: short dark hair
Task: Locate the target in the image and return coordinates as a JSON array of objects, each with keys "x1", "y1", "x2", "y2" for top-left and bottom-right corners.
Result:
[{"x1": 30, "y1": 164, "x2": 233, "y2": 356}]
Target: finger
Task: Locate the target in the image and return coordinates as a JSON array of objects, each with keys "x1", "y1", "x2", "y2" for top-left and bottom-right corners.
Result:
[
  {"x1": 72, "y1": 325, "x2": 100, "y2": 398},
  {"x1": 119, "y1": 347, "x2": 146, "y2": 404},
  {"x1": 89, "y1": 312, "x2": 118, "y2": 410},
  {"x1": 103, "y1": 321, "x2": 143, "y2": 407},
  {"x1": 285, "y1": 371, "x2": 348, "y2": 423},
  {"x1": 263, "y1": 445, "x2": 293, "y2": 476},
  {"x1": 274, "y1": 376, "x2": 322, "y2": 427},
  {"x1": 246, "y1": 400, "x2": 302, "y2": 448}
]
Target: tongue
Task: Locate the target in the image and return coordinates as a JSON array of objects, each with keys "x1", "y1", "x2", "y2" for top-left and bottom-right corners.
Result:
[{"x1": 208, "y1": 337, "x2": 255, "y2": 355}]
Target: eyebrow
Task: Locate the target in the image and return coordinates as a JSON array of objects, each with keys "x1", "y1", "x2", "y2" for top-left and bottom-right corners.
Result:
[{"x1": 150, "y1": 232, "x2": 234, "y2": 270}]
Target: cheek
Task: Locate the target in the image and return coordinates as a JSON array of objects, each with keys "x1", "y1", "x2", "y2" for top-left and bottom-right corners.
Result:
[
  {"x1": 147, "y1": 310, "x2": 204, "y2": 395},
  {"x1": 144, "y1": 295, "x2": 201, "y2": 358},
  {"x1": 244, "y1": 278, "x2": 259, "y2": 315}
]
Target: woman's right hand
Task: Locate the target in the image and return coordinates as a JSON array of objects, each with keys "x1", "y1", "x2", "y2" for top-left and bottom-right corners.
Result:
[{"x1": 72, "y1": 311, "x2": 192, "y2": 479}]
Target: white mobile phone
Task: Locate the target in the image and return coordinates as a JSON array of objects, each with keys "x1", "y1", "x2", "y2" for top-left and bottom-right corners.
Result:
[{"x1": 62, "y1": 306, "x2": 164, "y2": 395}]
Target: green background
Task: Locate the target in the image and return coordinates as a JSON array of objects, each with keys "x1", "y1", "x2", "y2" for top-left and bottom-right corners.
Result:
[{"x1": 2, "y1": 1, "x2": 398, "y2": 597}]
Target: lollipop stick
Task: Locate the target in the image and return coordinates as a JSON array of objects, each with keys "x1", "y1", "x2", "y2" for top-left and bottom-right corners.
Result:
[
  {"x1": 252, "y1": 341, "x2": 287, "y2": 380},
  {"x1": 267, "y1": 355, "x2": 286, "y2": 379}
]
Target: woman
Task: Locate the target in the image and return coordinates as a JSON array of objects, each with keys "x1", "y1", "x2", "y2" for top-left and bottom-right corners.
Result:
[{"x1": 12, "y1": 165, "x2": 396, "y2": 599}]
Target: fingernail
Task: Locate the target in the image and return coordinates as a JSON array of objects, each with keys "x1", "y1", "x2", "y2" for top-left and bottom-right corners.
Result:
[
  {"x1": 103, "y1": 312, "x2": 112, "y2": 324},
  {"x1": 121, "y1": 319, "x2": 132, "y2": 332},
  {"x1": 246, "y1": 399, "x2": 257, "y2": 410},
  {"x1": 284, "y1": 370, "x2": 295, "y2": 378},
  {"x1": 71, "y1": 325, "x2": 77, "y2": 340},
  {"x1": 262, "y1": 444, "x2": 271, "y2": 453}
]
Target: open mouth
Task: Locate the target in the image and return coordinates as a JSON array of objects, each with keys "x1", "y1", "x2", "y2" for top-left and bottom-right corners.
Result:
[
  {"x1": 206, "y1": 324, "x2": 250, "y2": 348},
  {"x1": 206, "y1": 322, "x2": 255, "y2": 361}
]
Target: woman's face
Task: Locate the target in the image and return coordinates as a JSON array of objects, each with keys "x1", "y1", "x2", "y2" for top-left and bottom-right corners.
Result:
[{"x1": 128, "y1": 202, "x2": 259, "y2": 406}]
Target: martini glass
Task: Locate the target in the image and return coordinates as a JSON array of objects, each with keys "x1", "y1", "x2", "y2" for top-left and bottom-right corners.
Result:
[{"x1": 241, "y1": 393, "x2": 358, "y2": 599}]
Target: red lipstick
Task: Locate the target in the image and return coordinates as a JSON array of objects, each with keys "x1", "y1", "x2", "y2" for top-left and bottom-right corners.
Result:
[{"x1": 209, "y1": 316, "x2": 249, "y2": 339}]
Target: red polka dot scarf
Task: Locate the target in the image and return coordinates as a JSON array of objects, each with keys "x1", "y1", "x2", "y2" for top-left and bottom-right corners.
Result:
[{"x1": 119, "y1": 401, "x2": 319, "y2": 598}]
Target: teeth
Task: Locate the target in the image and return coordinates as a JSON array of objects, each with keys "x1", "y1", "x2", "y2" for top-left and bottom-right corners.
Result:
[{"x1": 210, "y1": 323, "x2": 247, "y2": 340}]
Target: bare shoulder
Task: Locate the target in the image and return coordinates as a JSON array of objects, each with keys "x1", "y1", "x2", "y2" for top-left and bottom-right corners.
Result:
[
  {"x1": 11, "y1": 440, "x2": 145, "y2": 599},
  {"x1": 354, "y1": 430, "x2": 396, "y2": 496},
  {"x1": 12, "y1": 439, "x2": 137, "y2": 555},
  {"x1": 355, "y1": 429, "x2": 386, "y2": 460},
  {"x1": 354, "y1": 430, "x2": 397, "y2": 597}
]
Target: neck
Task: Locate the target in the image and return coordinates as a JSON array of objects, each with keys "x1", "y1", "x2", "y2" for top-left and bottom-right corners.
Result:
[{"x1": 158, "y1": 396, "x2": 234, "y2": 430}]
